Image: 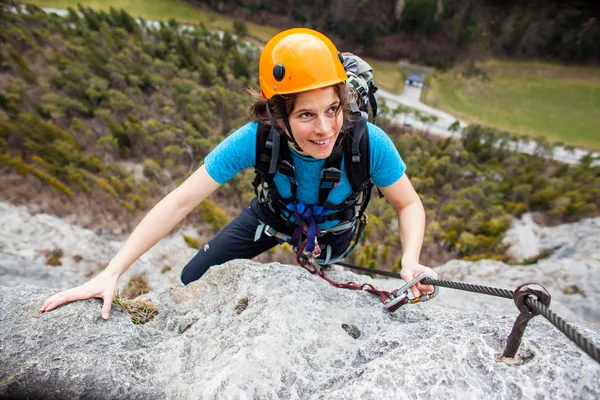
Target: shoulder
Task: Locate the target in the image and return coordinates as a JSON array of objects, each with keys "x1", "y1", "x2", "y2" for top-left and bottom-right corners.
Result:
[
  {"x1": 234, "y1": 121, "x2": 260, "y2": 138},
  {"x1": 220, "y1": 121, "x2": 260, "y2": 149},
  {"x1": 343, "y1": 121, "x2": 396, "y2": 161},
  {"x1": 206, "y1": 121, "x2": 260, "y2": 160},
  {"x1": 364, "y1": 122, "x2": 396, "y2": 155},
  {"x1": 369, "y1": 122, "x2": 399, "y2": 147},
  {"x1": 204, "y1": 121, "x2": 259, "y2": 184},
  {"x1": 366, "y1": 122, "x2": 389, "y2": 141}
]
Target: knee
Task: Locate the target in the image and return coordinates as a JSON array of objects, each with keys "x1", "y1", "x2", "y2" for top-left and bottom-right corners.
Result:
[{"x1": 180, "y1": 264, "x2": 199, "y2": 286}]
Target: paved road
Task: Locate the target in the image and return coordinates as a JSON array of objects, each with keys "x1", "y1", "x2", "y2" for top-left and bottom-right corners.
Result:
[{"x1": 376, "y1": 86, "x2": 465, "y2": 138}]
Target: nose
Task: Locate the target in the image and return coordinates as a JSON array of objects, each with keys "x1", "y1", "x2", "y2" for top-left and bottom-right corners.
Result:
[{"x1": 314, "y1": 115, "x2": 329, "y2": 135}]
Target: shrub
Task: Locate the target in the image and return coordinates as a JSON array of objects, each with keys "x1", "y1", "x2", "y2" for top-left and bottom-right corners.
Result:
[
  {"x1": 232, "y1": 20, "x2": 247, "y2": 37},
  {"x1": 45, "y1": 248, "x2": 64, "y2": 266},
  {"x1": 183, "y1": 234, "x2": 200, "y2": 249},
  {"x1": 196, "y1": 199, "x2": 230, "y2": 231}
]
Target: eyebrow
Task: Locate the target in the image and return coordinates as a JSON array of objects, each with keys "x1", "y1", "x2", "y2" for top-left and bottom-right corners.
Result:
[{"x1": 293, "y1": 100, "x2": 340, "y2": 115}]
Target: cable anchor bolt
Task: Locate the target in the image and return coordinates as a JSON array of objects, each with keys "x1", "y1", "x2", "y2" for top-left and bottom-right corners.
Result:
[{"x1": 501, "y1": 283, "x2": 551, "y2": 362}]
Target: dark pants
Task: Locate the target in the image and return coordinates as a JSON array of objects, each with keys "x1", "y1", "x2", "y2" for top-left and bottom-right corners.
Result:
[{"x1": 180, "y1": 198, "x2": 355, "y2": 285}]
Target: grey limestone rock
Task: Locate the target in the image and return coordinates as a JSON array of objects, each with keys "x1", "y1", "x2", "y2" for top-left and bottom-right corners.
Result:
[
  {"x1": 0, "y1": 201, "x2": 196, "y2": 292},
  {"x1": 1, "y1": 259, "x2": 600, "y2": 399},
  {"x1": 1, "y1": 201, "x2": 600, "y2": 399}
]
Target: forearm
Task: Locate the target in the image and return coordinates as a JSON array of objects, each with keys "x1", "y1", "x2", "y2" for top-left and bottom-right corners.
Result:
[
  {"x1": 104, "y1": 164, "x2": 220, "y2": 278},
  {"x1": 104, "y1": 193, "x2": 190, "y2": 277},
  {"x1": 398, "y1": 200, "x2": 426, "y2": 264}
]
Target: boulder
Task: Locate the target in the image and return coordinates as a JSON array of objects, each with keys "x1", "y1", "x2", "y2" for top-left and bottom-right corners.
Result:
[{"x1": 1, "y1": 259, "x2": 599, "y2": 399}]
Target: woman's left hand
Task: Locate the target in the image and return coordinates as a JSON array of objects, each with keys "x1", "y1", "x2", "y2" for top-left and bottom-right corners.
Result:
[{"x1": 400, "y1": 259, "x2": 437, "y2": 298}]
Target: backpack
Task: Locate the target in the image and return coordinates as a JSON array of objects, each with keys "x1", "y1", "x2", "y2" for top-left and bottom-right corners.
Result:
[
  {"x1": 252, "y1": 53, "x2": 379, "y2": 236},
  {"x1": 340, "y1": 52, "x2": 379, "y2": 122}
]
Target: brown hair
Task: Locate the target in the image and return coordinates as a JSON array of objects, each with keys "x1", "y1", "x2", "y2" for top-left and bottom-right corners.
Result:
[{"x1": 247, "y1": 83, "x2": 356, "y2": 129}]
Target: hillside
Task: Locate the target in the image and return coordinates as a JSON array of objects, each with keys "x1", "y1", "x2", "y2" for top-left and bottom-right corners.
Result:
[{"x1": 1, "y1": 3, "x2": 599, "y2": 271}]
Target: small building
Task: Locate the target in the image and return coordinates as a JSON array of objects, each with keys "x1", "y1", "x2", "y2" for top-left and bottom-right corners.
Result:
[{"x1": 405, "y1": 71, "x2": 426, "y2": 88}]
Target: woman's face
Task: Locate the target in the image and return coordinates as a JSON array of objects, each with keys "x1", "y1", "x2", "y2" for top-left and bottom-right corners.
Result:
[{"x1": 284, "y1": 86, "x2": 343, "y2": 159}]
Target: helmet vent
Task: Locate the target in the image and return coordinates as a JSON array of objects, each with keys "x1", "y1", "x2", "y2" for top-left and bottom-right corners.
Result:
[{"x1": 273, "y1": 64, "x2": 286, "y2": 82}]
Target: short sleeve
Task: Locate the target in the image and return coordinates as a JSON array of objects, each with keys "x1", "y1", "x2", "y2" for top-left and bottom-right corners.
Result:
[
  {"x1": 368, "y1": 122, "x2": 406, "y2": 187},
  {"x1": 204, "y1": 122, "x2": 258, "y2": 184}
]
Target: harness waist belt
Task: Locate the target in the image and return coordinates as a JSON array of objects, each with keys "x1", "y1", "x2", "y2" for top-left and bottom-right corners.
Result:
[{"x1": 256, "y1": 219, "x2": 356, "y2": 244}]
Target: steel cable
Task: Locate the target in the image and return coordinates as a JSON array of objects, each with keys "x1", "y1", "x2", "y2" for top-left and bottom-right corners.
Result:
[
  {"x1": 422, "y1": 278, "x2": 514, "y2": 299},
  {"x1": 333, "y1": 262, "x2": 600, "y2": 364},
  {"x1": 524, "y1": 297, "x2": 600, "y2": 363}
]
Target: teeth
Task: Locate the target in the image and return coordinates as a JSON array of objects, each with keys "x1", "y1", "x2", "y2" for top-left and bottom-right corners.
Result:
[{"x1": 312, "y1": 138, "x2": 330, "y2": 145}]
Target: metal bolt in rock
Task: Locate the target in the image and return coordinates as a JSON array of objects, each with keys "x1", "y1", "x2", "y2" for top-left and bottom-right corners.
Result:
[{"x1": 502, "y1": 283, "x2": 551, "y2": 360}]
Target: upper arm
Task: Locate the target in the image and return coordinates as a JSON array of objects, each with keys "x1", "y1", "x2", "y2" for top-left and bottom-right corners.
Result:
[
  {"x1": 368, "y1": 123, "x2": 406, "y2": 187},
  {"x1": 378, "y1": 173, "x2": 421, "y2": 212},
  {"x1": 170, "y1": 164, "x2": 221, "y2": 214},
  {"x1": 168, "y1": 122, "x2": 256, "y2": 214},
  {"x1": 204, "y1": 122, "x2": 258, "y2": 184}
]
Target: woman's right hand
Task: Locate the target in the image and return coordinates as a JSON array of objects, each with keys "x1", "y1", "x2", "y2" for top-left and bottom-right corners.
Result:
[{"x1": 40, "y1": 270, "x2": 120, "y2": 320}]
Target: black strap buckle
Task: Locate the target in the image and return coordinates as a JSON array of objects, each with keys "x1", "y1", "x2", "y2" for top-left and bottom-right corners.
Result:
[
  {"x1": 278, "y1": 160, "x2": 295, "y2": 177},
  {"x1": 321, "y1": 167, "x2": 341, "y2": 182}
]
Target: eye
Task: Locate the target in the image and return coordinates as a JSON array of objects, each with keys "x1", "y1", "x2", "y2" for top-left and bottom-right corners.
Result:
[
  {"x1": 327, "y1": 106, "x2": 339, "y2": 115},
  {"x1": 299, "y1": 112, "x2": 312, "y2": 119}
]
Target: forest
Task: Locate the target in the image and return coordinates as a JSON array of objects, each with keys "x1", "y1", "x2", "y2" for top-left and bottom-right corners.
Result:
[
  {"x1": 1, "y1": 3, "x2": 599, "y2": 272},
  {"x1": 189, "y1": 0, "x2": 600, "y2": 67}
]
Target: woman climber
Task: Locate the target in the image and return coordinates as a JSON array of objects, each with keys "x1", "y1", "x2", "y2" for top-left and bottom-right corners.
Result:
[{"x1": 41, "y1": 28, "x2": 436, "y2": 319}]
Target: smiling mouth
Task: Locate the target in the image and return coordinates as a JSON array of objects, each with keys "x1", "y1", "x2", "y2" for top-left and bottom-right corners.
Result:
[{"x1": 310, "y1": 138, "x2": 332, "y2": 145}]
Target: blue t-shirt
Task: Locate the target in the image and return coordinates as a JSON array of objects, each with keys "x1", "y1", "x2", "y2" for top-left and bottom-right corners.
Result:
[{"x1": 204, "y1": 121, "x2": 406, "y2": 228}]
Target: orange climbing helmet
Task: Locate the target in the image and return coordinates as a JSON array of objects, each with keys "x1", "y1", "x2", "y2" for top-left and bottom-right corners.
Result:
[{"x1": 259, "y1": 28, "x2": 347, "y2": 99}]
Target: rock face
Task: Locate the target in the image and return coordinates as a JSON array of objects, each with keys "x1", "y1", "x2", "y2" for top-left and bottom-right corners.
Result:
[
  {"x1": 2, "y1": 262, "x2": 600, "y2": 399},
  {"x1": 503, "y1": 213, "x2": 600, "y2": 263},
  {"x1": 1, "y1": 202, "x2": 600, "y2": 399},
  {"x1": 444, "y1": 214, "x2": 600, "y2": 326},
  {"x1": 0, "y1": 202, "x2": 196, "y2": 292}
]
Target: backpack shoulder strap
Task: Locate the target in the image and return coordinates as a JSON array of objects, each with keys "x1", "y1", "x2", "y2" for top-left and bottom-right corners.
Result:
[
  {"x1": 253, "y1": 121, "x2": 297, "y2": 203},
  {"x1": 255, "y1": 122, "x2": 272, "y2": 176},
  {"x1": 343, "y1": 108, "x2": 371, "y2": 191}
]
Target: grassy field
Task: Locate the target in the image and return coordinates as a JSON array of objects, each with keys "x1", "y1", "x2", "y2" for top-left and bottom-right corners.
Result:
[
  {"x1": 422, "y1": 59, "x2": 600, "y2": 149},
  {"x1": 26, "y1": 0, "x2": 279, "y2": 42},
  {"x1": 363, "y1": 57, "x2": 405, "y2": 94}
]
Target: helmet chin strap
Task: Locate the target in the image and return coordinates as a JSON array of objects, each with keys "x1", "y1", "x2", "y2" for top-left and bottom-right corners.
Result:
[{"x1": 267, "y1": 97, "x2": 304, "y2": 153}]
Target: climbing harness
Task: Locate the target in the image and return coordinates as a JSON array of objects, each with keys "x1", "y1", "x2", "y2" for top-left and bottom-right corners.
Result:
[{"x1": 307, "y1": 257, "x2": 600, "y2": 366}]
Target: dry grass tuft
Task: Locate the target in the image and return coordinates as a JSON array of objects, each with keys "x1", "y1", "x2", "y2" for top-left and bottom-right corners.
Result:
[
  {"x1": 113, "y1": 292, "x2": 158, "y2": 325},
  {"x1": 160, "y1": 265, "x2": 172, "y2": 274},
  {"x1": 235, "y1": 297, "x2": 249, "y2": 315},
  {"x1": 182, "y1": 234, "x2": 200, "y2": 249},
  {"x1": 44, "y1": 248, "x2": 63, "y2": 266},
  {"x1": 122, "y1": 274, "x2": 151, "y2": 298}
]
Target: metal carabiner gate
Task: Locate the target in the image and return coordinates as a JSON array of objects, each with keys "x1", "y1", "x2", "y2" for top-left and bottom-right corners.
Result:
[{"x1": 383, "y1": 273, "x2": 439, "y2": 312}]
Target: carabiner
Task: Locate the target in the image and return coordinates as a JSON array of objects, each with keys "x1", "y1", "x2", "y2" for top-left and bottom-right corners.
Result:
[
  {"x1": 298, "y1": 252, "x2": 322, "y2": 274},
  {"x1": 296, "y1": 238, "x2": 323, "y2": 274},
  {"x1": 383, "y1": 273, "x2": 439, "y2": 312}
]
